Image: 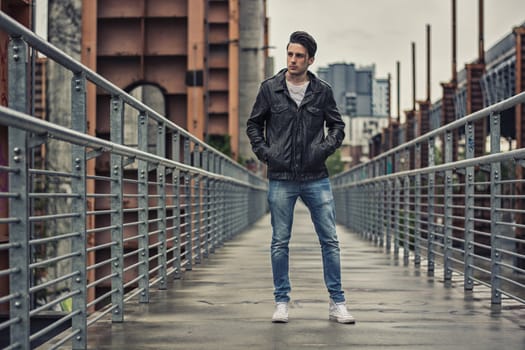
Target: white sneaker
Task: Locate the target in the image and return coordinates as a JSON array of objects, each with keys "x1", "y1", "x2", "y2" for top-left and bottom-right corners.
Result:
[
  {"x1": 329, "y1": 298, "x2": 355, "y2": 324},
  {"x1": 272, "y1": 302, "x2": 289, "y2": 323}
]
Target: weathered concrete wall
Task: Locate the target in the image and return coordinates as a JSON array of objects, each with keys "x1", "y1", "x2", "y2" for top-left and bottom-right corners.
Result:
[
  {"x1": 44, "y1": 0, "x2": 82, "y2": 295},
  {"x1": 238, "y1": 0, "x2": 266, "y2": 162}
]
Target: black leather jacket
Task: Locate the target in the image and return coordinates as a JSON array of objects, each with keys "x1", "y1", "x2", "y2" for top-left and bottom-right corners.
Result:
[{"x1": 246, "y1": 69, "x2": 345, "y2": 181}]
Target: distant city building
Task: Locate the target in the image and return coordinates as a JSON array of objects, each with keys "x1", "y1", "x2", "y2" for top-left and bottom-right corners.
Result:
[
  {"x1": 317, "y1": 63, "x2": 388, "y2": 117},
  {"x1": 317, "y1": 62, "x2": 390, "y2": 166},
  {"x1": 341, "y1": 115, "x2": 389, "y2": 163},
  {"x1": 373, "y1": 77, "x2": 390, "y2": 117}
]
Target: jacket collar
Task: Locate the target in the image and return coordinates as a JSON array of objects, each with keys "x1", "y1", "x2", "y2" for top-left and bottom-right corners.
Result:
[{"x1": 272, "y1": 68, "x2": 321, "y2": 94}]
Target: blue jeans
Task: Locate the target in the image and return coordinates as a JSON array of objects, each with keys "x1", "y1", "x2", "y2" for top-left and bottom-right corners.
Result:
[{"x1": 268, "y1": 178, "x2": 345, "y2": 303}]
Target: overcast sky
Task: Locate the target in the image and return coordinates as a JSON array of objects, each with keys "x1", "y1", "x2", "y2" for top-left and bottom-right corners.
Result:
[{"x1": 267, "y1": 0, "x2": 525, "y2": 117}]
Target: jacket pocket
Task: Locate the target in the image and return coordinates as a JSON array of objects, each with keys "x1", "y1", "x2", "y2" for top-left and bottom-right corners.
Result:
[
  {"x1": 306, "y1": 106, "x2": 322, "y2": 116},
  {"x1": 267, "y1": 145, "x2": 290, "y2": 172},
  {"x1": 271, "y1": 104, "x2": 289, "y2": 115},
  {"x1": 303, "y1": 143, "x2": 328, "y2": 172},
  {"x1": 305, "y1": 106, "x2": 324, "y2": 130}
]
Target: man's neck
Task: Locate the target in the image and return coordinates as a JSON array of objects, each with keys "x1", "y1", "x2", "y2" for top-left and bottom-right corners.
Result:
[{"x1": 285, "y1": 71, "x2": 309, "y2": 85}]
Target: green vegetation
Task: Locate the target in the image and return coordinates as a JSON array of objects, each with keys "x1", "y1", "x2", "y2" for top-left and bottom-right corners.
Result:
[{"x1": 326, "y1": 149, "x2": 344, "y2": 176}]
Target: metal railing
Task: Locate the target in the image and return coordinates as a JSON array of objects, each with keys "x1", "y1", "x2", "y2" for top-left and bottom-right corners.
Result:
[
  {"x1": 0, "y1": 11, "x2": 267, "y2": 350},
  {"x1": 332, "y1": 91, "x2": 525, "y2": 307}
]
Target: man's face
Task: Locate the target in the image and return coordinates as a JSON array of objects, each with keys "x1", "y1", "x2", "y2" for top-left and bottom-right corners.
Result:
[{"x1": 286, "y1": 43, "x2": 314, "y2": 77}]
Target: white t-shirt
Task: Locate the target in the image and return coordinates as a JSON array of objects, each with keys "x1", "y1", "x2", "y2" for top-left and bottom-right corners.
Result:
[{"x1": 286, "y1": 80, "x2": 309, "y2": 106}]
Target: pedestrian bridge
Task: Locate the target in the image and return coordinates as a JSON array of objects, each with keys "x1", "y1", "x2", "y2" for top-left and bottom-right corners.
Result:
[
  {"x1": 56, "y1": 202, "x2": 525, "y2": 350},
  {"x1": 0, "y1": 10, "x2": 524, "y2": 350}
]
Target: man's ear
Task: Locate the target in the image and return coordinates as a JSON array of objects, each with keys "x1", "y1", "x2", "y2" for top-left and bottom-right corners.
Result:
[{"x1": 308, "y1": 56, "x2": 315, "y2": 65}]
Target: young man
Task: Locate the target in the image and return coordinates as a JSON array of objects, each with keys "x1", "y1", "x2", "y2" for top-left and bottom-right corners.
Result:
[{"x1": 246, "y1": 31, "x2": 355, "y2": 324}]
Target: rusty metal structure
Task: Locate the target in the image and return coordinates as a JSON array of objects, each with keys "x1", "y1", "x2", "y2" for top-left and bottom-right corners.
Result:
[
  {"x1": 371, "y1": 1, "x2": 525, "y2": 269},
  {"x1": 0, "y1": 0, "x2": 269, "y2": 324},
  {"x1": 83, "y1": 0, "x2": 268, "y2": 160}
]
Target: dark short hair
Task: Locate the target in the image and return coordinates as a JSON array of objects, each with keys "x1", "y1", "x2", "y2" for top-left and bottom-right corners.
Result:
[{"x1": 287, "y1": 31, "x2": 317, "y2": 58}]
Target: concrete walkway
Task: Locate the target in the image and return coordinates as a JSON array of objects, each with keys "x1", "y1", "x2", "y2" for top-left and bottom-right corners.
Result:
[{"x1": 84, "y1": 202, "x2": 524, "y2": 350}]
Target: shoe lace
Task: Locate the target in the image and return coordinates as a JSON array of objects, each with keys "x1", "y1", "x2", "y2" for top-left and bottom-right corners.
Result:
[
  {"x1": 275, "y1": 303, "x2": 288, "y2": 314},
  {"x1": 333, "y1": 302, "x2": 350, "y2": 316}
]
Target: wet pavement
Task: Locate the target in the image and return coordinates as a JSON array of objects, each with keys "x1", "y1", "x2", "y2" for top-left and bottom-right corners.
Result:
[{"x1": 77, "y1": 202, "x2": 523, "y2": 349}]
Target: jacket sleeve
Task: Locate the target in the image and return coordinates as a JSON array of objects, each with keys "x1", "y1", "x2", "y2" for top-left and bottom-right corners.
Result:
[
  {"x1": 323, "y1": 86, "x2": 346, "y2": 155},
  {"x1": 246, "y1": 83, "x2": 271, "y2": 162}
]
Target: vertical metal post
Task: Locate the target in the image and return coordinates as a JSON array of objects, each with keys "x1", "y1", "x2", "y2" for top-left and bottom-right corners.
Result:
[
  {"x1": 376, "y1": 182, "x2": 382, "y2": 245},
  {"x1": 403, "y1": 176, "x2": 410, "y2": 265},
  {"x1": 70, "y1": 74, "x2": 88, "y2": 349},
  {"x1": 348, "y1": 185, "x2": 353, "y2": 231},
  {"x1": 360, "y1": 184, "x2": 364, "y2": 235},
  {"x1": 490, "y1": 112, "x2": 502, "y2": 304},
  {"x1": 223, "y1": 179, "x2": 229, "y2": 241},
  {"x1": 110, "y1": 96, "x2": 124, "y2": 322},
  {"x1": 209, "y1": 153, "x2": 217, "y2": 254},
  {"x1": 386, "y1": 180, "x2": 392, "y2": 253},
  {"x1": 360, "y1": 183, "x2": 370, "y2": 239},
  {"x1": 356, "y1": 185, "x2": 361, "y2": 233},
  {"x1": 202, "y1": 149, "x2": 210, "y2": 258},
  {"x1": 362, "y1": 184, "x2": 366, "y2": 236},
  {"x1": 379, "y1": 181, "x2": 385, "y2": 247},
  {"x1": 444, "y1": 131, "x2": 453, "y2": 281},
  {"x1": 427, "y1": 137, "x2": 436, "y2": 276},
  {"x1": 363, "y1": 184, "x2": 368, "y2": 239},
  {"x1": 346, "y1": 183, "x2": 352, "y2": 229},
  {"x1": 464, "y1": 121, "x2": 475, "y2": 290},
  {"x1": 8, "y1": 36, "x2": 30, "y2": 350},
  {"x1": 171, "y1": 131, "x2": 182, "y2": 279},
  {"x1": 193, "y1": 145, "x2": 201, "y2": 264},
  {"x1": 394, "y1": 178, "x2": 401, "y2": 257},
  {"x1": 340, "y1": 181, "x2": 345, "y2": 227},
  {"x1": 156, "y1": 122, "x2": 167, "y2": 289},
  {"x1": 354, "y1": 185, "x2": 359, "y2": 235},
  {"x1": 218, "y1": 158, "x2": 225, "y2": 246},
  {"x1": 183, "y1": 138, "x2": 192, "y2": 270},
  {"x1": 414, "y1": 143, "x2": 422, "y2": 267},
  {"x1": 366, "y1": 183, "x2": 376, "y2": 241},
  {"x1": 373, "y1": 162, "x2": 380, "y2": 244},
  {"x1": 369, "y1": 183, "x2": 374, "y2": 241},
  {"x1": 369, "y1": 183, "x2": 374, "y2": 242},
  {"x1": 359, "y1": 184, "x2": 363, "y2": 234},
  {"x1": 137, "y1": 112, "x2": 150, "y2": 302}
]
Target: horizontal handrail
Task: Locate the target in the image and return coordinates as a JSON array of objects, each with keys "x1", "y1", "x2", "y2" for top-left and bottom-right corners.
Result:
[
  {"x1": 0, "y1": 105, "x2": 265, "y2": 191},
  {"x1": 333, "y1": 146, "x2": 525, "y2": 188},
  {"x1": 333, "y1": 90, "x2": 525, "y2": 180}
]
